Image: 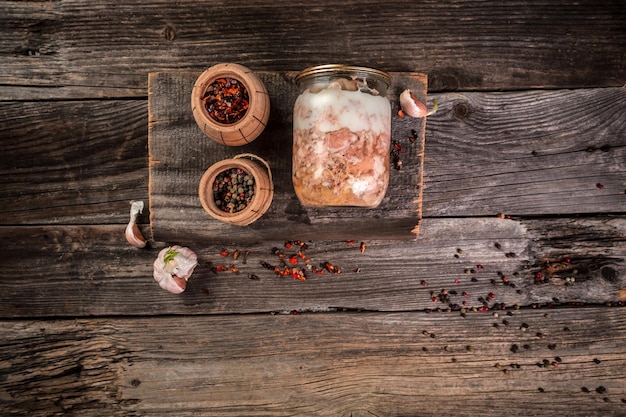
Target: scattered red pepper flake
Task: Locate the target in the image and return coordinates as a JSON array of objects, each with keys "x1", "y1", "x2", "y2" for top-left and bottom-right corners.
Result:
[
  {"x1": 219, "y1": 249, "x2": 230, "y2": 257},
  {"x1": 359, "y1": 242, "x2": 366, "y2": 253}
]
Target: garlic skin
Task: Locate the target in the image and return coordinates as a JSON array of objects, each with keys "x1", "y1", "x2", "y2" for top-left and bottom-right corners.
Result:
[
  {"x1": 125, "y1": 200, "x2": 147, "y2": 248},
  {"x1": 399, "y1": 89, "x2": 428, "y2": 118},
  {"x1": 153, "y1": 246, "x2": 198, "y2": 294}
]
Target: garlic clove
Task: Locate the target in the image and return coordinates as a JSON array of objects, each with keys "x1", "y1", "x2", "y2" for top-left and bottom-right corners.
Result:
[
  {"x1": 399, "y1": 89, "x2": 428, "y2": 118},
  {"x1": 125, "y1": 200, "x2": 147, "y2": 248},
  {"x1": 153, "y1": 246, "x2": 198, "y2": 294},
  {"x1": 399, "y1": 89, "x2": 438, "y2": 118}
]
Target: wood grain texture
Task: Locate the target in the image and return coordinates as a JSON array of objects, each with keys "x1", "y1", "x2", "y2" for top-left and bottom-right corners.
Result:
[
  {"x1": 1, "y1": 0, "x2": 625, "y2": 100},
  {"x1": 1, "y1": 88, "x2": 622, "y2": 226},
  {"x1": 148, "y1": 71, "x2": 427, "y2": 242},
  {"x1": 2, "y1": 217, "x2": 623, "y2": 318},
  {"x1": 422, "y1": 88, "x2": 626, "y2": 216},
  {"x1": 1, "y1": 308, "x2": 625, "y2": 416},
  {"x1": 0, "y1": 100, "x2": 148, "y2": 225}
]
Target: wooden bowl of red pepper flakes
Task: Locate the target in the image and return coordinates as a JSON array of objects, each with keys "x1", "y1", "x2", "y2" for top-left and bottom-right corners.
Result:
[
  {"x1": 198, "y1": 153, "x2": 274, "y2": 226},
  {"x1": 191, "y1": 63, "x2": 270, "y2": 146}
]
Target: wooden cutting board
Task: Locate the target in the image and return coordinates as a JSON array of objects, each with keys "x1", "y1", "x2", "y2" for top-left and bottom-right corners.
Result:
[{"x1": 148, "y1": 70, "x2": 427, "y2": 244}]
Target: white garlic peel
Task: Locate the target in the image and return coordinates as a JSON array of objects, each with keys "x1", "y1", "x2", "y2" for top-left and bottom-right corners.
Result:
[
  {"x1": 399, "y1": 89, "x2": 438, "y2": 118},
  {"x1": 125, "y1": 200, "x2": 147, "y2": 248},
  {"x1": 153, "y1": 246, "x2": 198, "y2": 294}
]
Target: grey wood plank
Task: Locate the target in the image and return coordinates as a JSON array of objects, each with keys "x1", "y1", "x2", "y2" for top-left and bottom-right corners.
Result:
[
  {"x1": 1, "y1": 217, "x2": 623, "y2": 317},
  {"x1": 148, "y1": 71, "x2": 427, "y2": 242},
  {"x1": 422, "y1": 88, "x2": 626, "y2": 216},
  {"x1": 0, "y1": 88, "x2": 623, "y2": 226},
  {"x1": 1, "y1": 0, "x2": 624, "y2": 100},
  {"x1": 0, "y1": 100, "x2": 149, "y2": 225},
  {"x1": 1, "y1": 307, "x2": 624, "y2": 416}
]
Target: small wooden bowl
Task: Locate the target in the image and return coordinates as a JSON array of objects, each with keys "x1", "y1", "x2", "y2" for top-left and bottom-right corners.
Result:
[
  {"x1": 191, "y1": 63, "x2": 270, "y2": 146},
  {"x1": 198, "y1": 153, "x2": 274, "y2": 226}
]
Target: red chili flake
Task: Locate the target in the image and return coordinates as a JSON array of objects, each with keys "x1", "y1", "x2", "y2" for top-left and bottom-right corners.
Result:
[
  {"x1": 477, "y1": 264, "x2": 484, "y2": 270},
  {"x1": 215, "y1": 264, "x2": 227, "y2": 272},
  {"x1": 502, "y1": 276, "x2": 510, "y2": 284},
  {"x1": 393, "y1": 142, "x2": 403, "y2": 153},
  {"x1": 455, "y1": 279, "x2": 461, "y2": 285},
  {"x1": 201, "y1": 77, "x2": 249, "y2": 124},
  {"x1": 229, "y1": 265, "x2": 239, "y2": 273},
  {"x1": 479, "y1": 306, "x2": 489, "y2": 312},
  {"x1": 291, "y1": 268, "x2": 306, "y2": 281},
  {"x1": 345, "y1": 240, "x2": 356, "y2": 245},
  {"x1": 298, "y1": 250, "x2": 306, "y2": 259},
  {"x1": 284, "y1": 241, "x2": 293, "y2": 249},
  {"x1": 324, "y1": 262, "x2": 341, "y2": 274},
  {"x1": 535, "y1": 272, "x2": 543, "y2": 279},
  {"x1": 219, "y1": 249, "x2": 230, "y2": 257},
  {"x1": 288, "y1": 255, "x2": 298, "y2": 265},
  {"x1": 359, "y1": 242, "x2": 366, "y2": 253},
  {"x1": 564, "y1": 257, "x2": 571, "y2": 263},
  {"x1": 397, "y1": 109, "x2": 405, "y2": 118},
  {"x1": 596, "y1": 183, "x2": 605, "y2": 189},
  {"x1": 432, "y1": 297, "x2": 438, "y2": 303},
  {"x1": 421, "y1": 280, "x2": 428, "y2": 286},
  {"x1": 232, "y1": 249, "x2": 241, "y2": 260},
  {"x1": 488, "y1": 292, "x2": 496, "y2": 299},
  {"x1": 462, "y1": 292, "x2": 469, "y2": 297},
  {"x1": 243, "y1": 250, "x2": 250, "y2": 264}
]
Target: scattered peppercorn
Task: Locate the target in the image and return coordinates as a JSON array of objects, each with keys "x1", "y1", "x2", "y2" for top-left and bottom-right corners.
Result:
[{"x1": 213, "y1": 168, "x2": 255, "y2": 213}]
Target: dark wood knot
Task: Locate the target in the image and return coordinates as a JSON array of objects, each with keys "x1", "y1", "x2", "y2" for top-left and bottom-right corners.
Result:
[
  {"x1": 454, "y1": 102, "x2": 470, "y2": 119},
  {"x1": 163, "y1": 24, "x2": 176, "y2": 41},
  {"x1": 601, "y1": 266, "x2": 618, "y2": 283}
]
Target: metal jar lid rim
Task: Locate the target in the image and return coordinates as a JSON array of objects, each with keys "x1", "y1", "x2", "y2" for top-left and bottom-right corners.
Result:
[{"x1": 295, "y1": 64, "x2": 392, "y2": 85}]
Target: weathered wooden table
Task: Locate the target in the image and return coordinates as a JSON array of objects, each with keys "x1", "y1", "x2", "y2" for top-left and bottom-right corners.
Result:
[{"x1": 1, "y1": 1, "x2": 625, "y2": 416}]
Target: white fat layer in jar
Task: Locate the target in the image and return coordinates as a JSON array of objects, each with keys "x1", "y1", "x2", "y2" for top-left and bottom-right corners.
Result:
[
  {"x1": 292, "y1": 81, "x2": 391, "y2": 208},
  {"x1": 294, "y1": 83, "x2": 390, "y2": 136}
]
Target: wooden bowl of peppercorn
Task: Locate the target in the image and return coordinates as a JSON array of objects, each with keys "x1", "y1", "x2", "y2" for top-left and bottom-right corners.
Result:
[
  {"x1": 191, "y1": 63, "x2": 270, "y2": 146},
  {"x1": 198, "y1": 154, "x2": 274, "y2": 226}
]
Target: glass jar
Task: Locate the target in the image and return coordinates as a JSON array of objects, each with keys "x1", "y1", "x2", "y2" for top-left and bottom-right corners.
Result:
[{"x1": 292, "y1": 65, "x2": 392, "y2": 208}]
